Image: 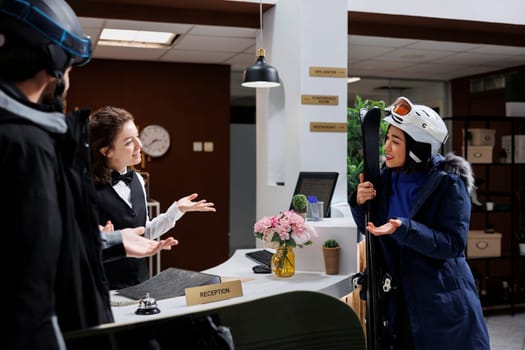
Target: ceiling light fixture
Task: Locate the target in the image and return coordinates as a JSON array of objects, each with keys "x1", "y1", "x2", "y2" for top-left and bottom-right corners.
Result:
[
  {"x1": 99, "y1": 28, "x2": 177, "y2": 48},
  {"x1": 241, "y1": 0, "x2": 280, "y2": 88}
]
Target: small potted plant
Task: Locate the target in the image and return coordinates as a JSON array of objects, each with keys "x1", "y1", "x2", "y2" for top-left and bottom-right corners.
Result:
[
  {"x1": 322, "y1": 239, "x2": 341, "y2": 275},
  {"x1": 292, "y1": 193, "x2": 308, "y2": 219}
]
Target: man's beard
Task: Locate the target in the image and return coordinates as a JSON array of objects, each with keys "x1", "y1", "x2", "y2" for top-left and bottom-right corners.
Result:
[{"x1": 39, "y1": 79, "x2": 67, "y2": 112}]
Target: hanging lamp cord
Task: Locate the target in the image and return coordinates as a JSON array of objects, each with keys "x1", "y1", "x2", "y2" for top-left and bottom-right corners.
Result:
[{"x1": 259, "y1": 0, "x2": 263, "y2": 48}]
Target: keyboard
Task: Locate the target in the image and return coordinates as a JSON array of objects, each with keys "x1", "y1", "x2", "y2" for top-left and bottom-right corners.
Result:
[{"x1": 245, "y1": 250, "x2": 273, "y2": 267}]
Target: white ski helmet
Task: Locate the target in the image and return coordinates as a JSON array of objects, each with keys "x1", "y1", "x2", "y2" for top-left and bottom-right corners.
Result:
[{"x1": 384, "y1": 96, "x2": 448, "y2": 163}]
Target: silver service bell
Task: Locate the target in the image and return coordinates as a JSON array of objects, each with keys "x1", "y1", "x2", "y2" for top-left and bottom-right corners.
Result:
[{"x1": 135, "y1": 292, "x2": 161, "y2": 315}]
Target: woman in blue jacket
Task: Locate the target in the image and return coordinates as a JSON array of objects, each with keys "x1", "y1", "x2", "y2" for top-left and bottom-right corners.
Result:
[{"x1": 350, "y1": 97, "x2": 489, "y2": 350}]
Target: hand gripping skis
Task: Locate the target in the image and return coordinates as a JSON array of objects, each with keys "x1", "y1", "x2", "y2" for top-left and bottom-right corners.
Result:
[{"x1": 360, "y1": 107, "x2": 389, "y2": 350}]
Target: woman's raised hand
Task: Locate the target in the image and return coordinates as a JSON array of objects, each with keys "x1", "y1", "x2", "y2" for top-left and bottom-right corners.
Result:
[{"x1": 176, "y1": 193, "x2": 216, "y2": 213}]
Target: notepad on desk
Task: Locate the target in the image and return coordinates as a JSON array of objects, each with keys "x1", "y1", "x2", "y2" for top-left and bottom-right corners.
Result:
[{"x1": 116, "y1": 267, "x2": 221, "y2": 301}]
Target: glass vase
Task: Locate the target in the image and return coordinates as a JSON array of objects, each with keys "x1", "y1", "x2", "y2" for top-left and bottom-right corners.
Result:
[{"x1": 271, "y1": 246, "x2": 295, "y2": 277}]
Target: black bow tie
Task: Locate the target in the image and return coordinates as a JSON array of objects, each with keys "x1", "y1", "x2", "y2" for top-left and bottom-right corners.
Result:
[{"x1": 111, "y1": 170, "x2": 133, "y2": 186}]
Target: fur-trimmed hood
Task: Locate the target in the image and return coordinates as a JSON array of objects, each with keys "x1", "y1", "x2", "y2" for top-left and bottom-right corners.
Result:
[{"x1": 434, "y1": 152, "x2": 474, "y2": 193}]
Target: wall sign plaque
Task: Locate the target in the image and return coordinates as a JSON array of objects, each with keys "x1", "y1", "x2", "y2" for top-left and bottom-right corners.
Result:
[
  {"x1": 309, "y1": 66, "x2": 347, "y2": 78},
  {"x1": 310, "y1": 122, "x2": 347, "y2": 132},
  {"x1": 301, "y1": 95, "x2": 339, "y2": 105}
]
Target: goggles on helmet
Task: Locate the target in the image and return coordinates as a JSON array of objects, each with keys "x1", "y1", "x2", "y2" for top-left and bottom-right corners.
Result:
[
  {"x1": 388, "y1": 96, "x2": 414, "y2": 123},
  {"x1": 386, "y1": 96, "x2": 448, "y2": 144},
  {"x1": 1, "y1": 0, "x2": 92, "y2": 66}
]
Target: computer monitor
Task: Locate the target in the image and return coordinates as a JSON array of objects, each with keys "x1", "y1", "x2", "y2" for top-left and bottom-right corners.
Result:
[{"x1": 290, "y1": 172, "x2": 338, "y2": 218}]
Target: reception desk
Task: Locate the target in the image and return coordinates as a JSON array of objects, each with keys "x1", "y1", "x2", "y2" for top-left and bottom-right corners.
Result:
[
  {"x1": 108, "y1": 217, "x2": 359, "y2": 326},
  {"x1": 65, "y1": 248, "x2": 364, "y2": 349},
  {"x1": 68, "y1": 290, "x2": 365, "y2": 349},
  {"x1": 110, "y1": 248, "x2": 354, "y2": 325}
]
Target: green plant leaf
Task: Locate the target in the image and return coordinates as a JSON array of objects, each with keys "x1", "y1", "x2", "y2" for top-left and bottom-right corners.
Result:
[
  {"x1": 323, "y1": 239, "x2": 340, "y2": 248},
  {"x1": 292, "y1": 193, "x2": 308, "y2": 211},
  {"x1": 347, "y1": 94, "x2": 388, "y2": 195}
]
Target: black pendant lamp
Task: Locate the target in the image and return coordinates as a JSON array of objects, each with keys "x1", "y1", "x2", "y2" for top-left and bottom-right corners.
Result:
[{"x1": 241, "y1": 0, "x2": 280, "y2": 88}]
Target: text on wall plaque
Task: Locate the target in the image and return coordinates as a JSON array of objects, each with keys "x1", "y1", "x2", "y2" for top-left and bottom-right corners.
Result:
[
  {"x1": 310, "y1": 122, "x2": 347, "y2": 133},
  {"x1": 301, "y1": 95, "x2": 339, "y2": 105},
  {"x1": 309, "y1": 66, "x2": 347, "y2": 78}
]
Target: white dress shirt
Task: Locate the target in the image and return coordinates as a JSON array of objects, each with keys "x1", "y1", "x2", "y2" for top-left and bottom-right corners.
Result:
[{"x1": 113, "y1": 169, "x2": 184, "y2": 239}]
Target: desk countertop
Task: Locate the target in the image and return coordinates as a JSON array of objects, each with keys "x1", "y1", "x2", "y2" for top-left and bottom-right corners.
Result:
[{"x1": 110, "y1": 249, "x2": 353, "y2": 326}]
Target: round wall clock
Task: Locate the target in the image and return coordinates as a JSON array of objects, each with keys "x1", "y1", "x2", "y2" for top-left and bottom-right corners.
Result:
[{"x1": 139, "y1": 124, "x2": 171, "y2": 158}]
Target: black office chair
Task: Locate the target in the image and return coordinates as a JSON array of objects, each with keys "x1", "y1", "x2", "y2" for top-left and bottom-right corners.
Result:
[{"x1": 216, "y1": 290, "x2": 366, "y2": 350}]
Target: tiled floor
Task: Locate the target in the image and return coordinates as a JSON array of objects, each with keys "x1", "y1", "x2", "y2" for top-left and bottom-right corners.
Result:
[{"x1": 485, "y1": 306, "x2": 525, "y2": 350}]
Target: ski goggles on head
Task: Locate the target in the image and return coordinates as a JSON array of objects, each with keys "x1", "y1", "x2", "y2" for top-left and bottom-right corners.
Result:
[
  {"x1": 387, "y1": 96, "x2": 414, "y2": 123},
  {"x1": 385, "y1": 97, "x2": 449, "y2": 144}
]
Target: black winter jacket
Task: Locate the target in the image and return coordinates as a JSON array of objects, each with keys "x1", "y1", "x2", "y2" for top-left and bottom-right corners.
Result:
[{"x1": 0, "y1": 84, "x2": 116, "y2": 349}]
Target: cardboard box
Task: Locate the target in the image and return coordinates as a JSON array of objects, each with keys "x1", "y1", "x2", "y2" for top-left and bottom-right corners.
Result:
[
  {"x1": 462, "y1": 128, "x2": 496, "y2": 146},
  {"x1": 467, "y1": 230, "x2": 502, "y2": 258},
  {"x1": 501, "y1": 135, "x2": 525, "y2": 163},
  {"x1": 505, "y1": 102, "x2": 525, "y2": 117},
  {"x1": 462, "y1": 145, "x2": 493, "y2": 163}
]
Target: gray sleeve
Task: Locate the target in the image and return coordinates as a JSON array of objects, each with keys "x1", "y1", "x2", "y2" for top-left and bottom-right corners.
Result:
[
  {"x1": 100, "y1": 230, "x2": 126, "y2": 262},
  {"x1": 100, "y1": 230, "x2": 123, "y2": 249}
]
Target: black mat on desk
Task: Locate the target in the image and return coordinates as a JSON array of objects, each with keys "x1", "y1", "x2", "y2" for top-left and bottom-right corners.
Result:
[{"x1": 117, "y1": 267, "x2": 221, "y2": 300}]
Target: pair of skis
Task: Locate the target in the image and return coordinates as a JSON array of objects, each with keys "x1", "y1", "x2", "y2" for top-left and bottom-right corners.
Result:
[{"x1": 359, "y1": 107, "x2": 387, "y2": 350}]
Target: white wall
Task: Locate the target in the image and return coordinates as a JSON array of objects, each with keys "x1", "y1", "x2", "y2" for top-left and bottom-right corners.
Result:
[
  {"x1": 347, "y1": 0, "x2": 525, "y2": 25},
  {"x1": 256, "y1": 0, "x2": 349, "y2": 221}
]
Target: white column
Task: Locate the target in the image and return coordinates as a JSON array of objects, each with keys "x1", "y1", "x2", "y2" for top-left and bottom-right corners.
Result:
[{"x1": 256, "y1": 0, "x2": 348, "y2": 219}]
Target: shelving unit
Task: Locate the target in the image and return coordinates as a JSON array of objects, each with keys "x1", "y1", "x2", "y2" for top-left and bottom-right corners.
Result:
[
  {"x1": 147, "y1": 200, "x2": 161, "y2": 277},
  {"x1": 444, "y1": 116, "x2": 525, "y2": 314}
]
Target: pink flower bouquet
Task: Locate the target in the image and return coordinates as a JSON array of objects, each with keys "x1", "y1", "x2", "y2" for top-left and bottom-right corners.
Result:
[{"x1": 254, "y1": 210, "x2": 318, "y2": 249}]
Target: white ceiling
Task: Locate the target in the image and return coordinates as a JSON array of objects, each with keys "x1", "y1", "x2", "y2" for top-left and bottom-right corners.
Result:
[{"x1": 79, "y1": 17, "x2": 525, "y2": 104}]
